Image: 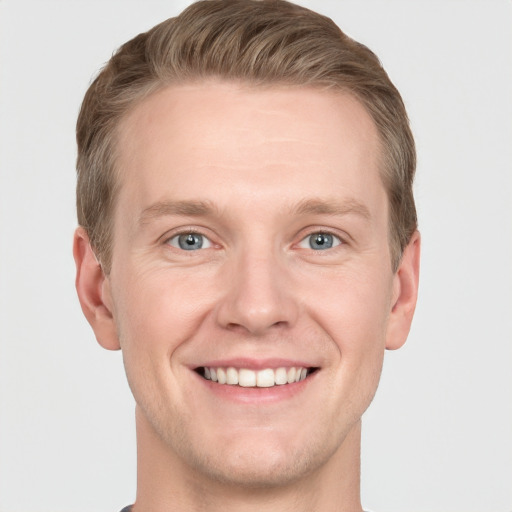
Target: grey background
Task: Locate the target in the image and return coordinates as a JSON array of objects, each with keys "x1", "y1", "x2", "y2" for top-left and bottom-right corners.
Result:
[{"x1": 1, "y1": 1, "x2": 511, "y2": 511}]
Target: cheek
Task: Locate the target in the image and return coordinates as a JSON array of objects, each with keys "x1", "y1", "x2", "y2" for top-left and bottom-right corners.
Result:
[
  {"x1": 304, "y1": 265, "x2": 393, "y2": 346},
  {"x1": 303, "y1": 264, "x2": 392, "y2": 405},
  {"x1": 112, "y1": 267, "x2": 219, "y2": 413},
  {"x1": 112, "y1": 265, "x2": 219, "y2": 352}
]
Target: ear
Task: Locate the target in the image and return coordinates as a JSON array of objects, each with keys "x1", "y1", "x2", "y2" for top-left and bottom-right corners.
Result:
[
  {"x1": 385, "y1": 231, "x2": 421, "y2": 350},
  {"x1": 73, "y1": 227, "x2": 120, "y2": 350}
]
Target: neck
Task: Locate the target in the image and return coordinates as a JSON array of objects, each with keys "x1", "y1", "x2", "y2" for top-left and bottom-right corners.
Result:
[{"x1": 133, "y1": 407, "x2": 363, "y2": 512}]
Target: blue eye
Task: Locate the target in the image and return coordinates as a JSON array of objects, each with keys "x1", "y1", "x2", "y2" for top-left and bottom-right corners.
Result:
[
  {"x1": 168, "y1": 233, "x2": 211, "y2": 251},
  {"x1": 299, "y1": 232, "x2": 341, "y2": 250}
]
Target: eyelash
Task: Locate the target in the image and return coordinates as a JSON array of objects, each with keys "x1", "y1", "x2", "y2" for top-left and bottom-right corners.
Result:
[
  {"x1": 297, "y1": 231, "x2": 343, "y2": 251},
  {"x1": 164, "y1": 228, "x2": 345, "y2": 254},
  {"x1": 165, "y1": 229, "x2": 212, "y2": 251}
]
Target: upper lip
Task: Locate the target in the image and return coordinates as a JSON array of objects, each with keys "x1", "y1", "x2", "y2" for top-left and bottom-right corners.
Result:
[{"x1": 192, "y1": 358, "x2": 319, "y2": 370}]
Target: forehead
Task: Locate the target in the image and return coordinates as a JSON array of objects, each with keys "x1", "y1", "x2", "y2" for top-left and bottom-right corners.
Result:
[{"x1": 114, "y1": 81, "x2": 384, "y2": 221}]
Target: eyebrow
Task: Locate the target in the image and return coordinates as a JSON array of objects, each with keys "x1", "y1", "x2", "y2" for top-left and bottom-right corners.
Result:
[
  {"x1": 139, "y1": 200, "x2": 216, "y2": 225},
  {"x1": 293, "y1": 198, "x2": 371, "y2": 220},
  {"x1": 139, "y1": 197, "x2": 371, "y2": 225}
]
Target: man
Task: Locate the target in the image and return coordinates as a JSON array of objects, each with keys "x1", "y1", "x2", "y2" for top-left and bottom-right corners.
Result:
[{"x1": 73, "y1": 1, "x2": 420, "y2": 511}]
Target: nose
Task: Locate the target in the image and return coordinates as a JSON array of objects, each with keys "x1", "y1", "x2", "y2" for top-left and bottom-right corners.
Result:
[{"x1": 215, "y1": 248, "x2": 299, "y2": 336}]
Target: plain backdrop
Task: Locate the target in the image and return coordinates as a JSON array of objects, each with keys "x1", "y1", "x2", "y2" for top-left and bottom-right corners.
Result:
[{"x1": 1, "y1": 1, "x2": 511, "y2": 511}]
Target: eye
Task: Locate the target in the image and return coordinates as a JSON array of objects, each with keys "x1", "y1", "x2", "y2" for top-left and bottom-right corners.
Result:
[
  {"x1": 168, "y1": 232, "x2": 212, "y2": 251},
  {"x1": 298, "y1": 232, "x2": 342, "y2": 250}
]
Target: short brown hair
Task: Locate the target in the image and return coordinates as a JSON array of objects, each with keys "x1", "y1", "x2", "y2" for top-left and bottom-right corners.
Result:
[{"x1": 76, "y1": 0, "x2": 416, "y2": 273}]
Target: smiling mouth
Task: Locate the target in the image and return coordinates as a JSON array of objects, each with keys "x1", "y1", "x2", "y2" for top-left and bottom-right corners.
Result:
[{"x1": 195, "y1": 366, "x2": 319, "y2": 388}]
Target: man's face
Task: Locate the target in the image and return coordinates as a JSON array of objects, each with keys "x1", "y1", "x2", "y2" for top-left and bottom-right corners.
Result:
[{"x1": 105, "y1": 82, "x2": 402, "y2": 485}]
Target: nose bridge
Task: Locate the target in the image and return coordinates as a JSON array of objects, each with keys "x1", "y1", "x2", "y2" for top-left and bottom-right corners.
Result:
[{"x1": 216, "y1": 238, "x2": 298, "y2": 335}]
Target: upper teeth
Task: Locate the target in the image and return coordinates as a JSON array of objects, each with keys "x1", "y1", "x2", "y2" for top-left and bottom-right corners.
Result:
[{"x1": 203, "y1": 366, "x2": 309, "y2": 387}]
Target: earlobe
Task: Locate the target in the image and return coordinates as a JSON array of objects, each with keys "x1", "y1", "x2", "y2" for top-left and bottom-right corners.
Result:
[
  {"x1": 385, "y1": 231, "x2": 421, "y2": 350},
  {"x1": 73, "y1": 227, "x2": 121, "y2": 350}
]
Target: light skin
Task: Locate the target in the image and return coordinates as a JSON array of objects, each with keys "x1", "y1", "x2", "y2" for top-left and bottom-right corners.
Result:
[{"x1": 74, "y1": 81, "x2": 420, "y2": 512}]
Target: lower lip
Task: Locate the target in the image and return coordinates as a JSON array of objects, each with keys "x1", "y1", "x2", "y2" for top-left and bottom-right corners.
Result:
[{"x1": 193, "y1": 371, "x2": 318, "y2": 404}]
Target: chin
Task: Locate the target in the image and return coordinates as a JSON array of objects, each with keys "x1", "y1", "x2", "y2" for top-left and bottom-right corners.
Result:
[
  {"x1": 189, "y1": 441, "x2": 315, "y2": 489},
  {"x1": 171, "y1": 424, "x2": 341, "y2": 489}
]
